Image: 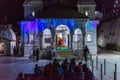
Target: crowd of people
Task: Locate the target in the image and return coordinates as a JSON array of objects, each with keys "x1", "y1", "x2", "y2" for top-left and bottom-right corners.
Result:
[
  {"x1": 33, "y1": 58, "x2": 94, "y2": 80},
  {"x1": 16, "y1": 46, "x2": 93, "y2": 80},
  {"x1": 16, "y1": 58, "x2": 94, "y2": 80}
]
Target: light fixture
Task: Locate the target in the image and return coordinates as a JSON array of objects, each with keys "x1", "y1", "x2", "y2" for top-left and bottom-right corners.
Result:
[
  {"x1": 85, "y1": 11, "x2": 88, "y2": 16},
  {"x1": 32, "y1": 11, "x2": 35, "y2": 16}
]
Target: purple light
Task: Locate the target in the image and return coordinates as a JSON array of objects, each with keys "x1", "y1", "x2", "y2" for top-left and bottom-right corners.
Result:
[
  {"x1": 19, "y1": 19, "x2": 76, "y2": 34},
  {"x1": 85, "y1": 21, "x2": 99, "y2": 30},
  {"x1": 19, "y1": 21, "x2": 38, "y2": 33}
]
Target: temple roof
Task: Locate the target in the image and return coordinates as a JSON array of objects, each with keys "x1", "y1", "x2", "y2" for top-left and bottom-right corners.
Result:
[{"x1": 35, "y1": 5, "x2": 89, "y2": 18}]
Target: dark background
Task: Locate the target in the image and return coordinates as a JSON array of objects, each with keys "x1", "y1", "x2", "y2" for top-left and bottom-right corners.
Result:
[
  {"x1": 0, "y1": 0, "x2": 24, "y2": 25},
  {"x1": 0, "y1": 0, "x2": 115, "y2": 25}
]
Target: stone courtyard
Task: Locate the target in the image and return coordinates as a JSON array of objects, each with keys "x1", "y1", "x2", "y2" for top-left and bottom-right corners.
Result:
[{"x1": 0, "y1": 51, "x2": 120, "y2": 80}]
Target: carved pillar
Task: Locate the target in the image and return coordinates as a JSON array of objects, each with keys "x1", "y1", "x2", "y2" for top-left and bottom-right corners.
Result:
[
  {"x1": 82, "y1": 26, "x2": 86, "y2": 48},
  {"x1": 71, "y1": 33, "x2": 73, "y2": 50},
  {"x1": 39, "y1": 31, "x2": 43, "y2": 50},
  {"x1": 56, "y1": 35, "x2": 58, "y2": 50},
  {"x1": 68, "y1": 34, "x2": 69, "y2": 50},
  {"x1": 51, "y1": 33, "x2": 55, "y2": 49}
]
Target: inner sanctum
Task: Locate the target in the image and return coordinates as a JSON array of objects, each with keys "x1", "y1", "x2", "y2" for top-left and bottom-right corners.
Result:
[{"x1": 43, "y1": 24, "x2": 71, "y2": 50}]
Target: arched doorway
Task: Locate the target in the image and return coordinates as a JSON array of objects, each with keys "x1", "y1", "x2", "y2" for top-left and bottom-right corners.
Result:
[
  {"x1": 56, "y1": 25, "x2": 70, "y2": 50},
  {"x1": 73, "y1": 28, "x2": 83, "y2": 50},
  {"x1": 42, "y1": 29, "x2": 52, "y2": 49}
]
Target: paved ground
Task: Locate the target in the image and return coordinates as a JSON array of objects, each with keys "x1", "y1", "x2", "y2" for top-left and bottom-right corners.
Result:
[
  {"x1": 90, "y1": 51, "x2": 120, "y2": 80},
  {"x1": 0, "y1": 57, "x2": 51, "y2": 80},
  {"x1": 0, "y1": 51, "x2": 120, "y2": 80}
]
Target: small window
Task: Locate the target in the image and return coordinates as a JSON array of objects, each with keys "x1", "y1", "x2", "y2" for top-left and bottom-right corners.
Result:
[{"x1": 86, "y1": 33, "x2": 92, "y2": 42}]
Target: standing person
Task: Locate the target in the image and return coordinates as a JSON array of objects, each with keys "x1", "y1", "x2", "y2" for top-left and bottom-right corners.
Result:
[
  {"x1": 58, "y1": 37, "x2": 63, "y2": 50},
  {"x1": 33, "y1": 48, "x2": 36, "y2": 61},
  {"x1": 36, "y1": 48, "x2": 39, "y2": 61},
  {"x1": 14, "y1": 46, "x2": 17, "y2": 56},
  {"x1": 16, "y1": 46, "x2": 19, "y2": 56},
  {"x1": 13, "y1": 46, "x2": 16, "y2": 56},
  {"x1": 82, "y1": 46, "x2": 90, "y2": 65}
]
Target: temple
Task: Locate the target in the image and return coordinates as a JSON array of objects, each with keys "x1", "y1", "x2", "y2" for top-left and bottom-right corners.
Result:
[{"x1": 19, "y1": 0, "x2": 99, "y2": 58}]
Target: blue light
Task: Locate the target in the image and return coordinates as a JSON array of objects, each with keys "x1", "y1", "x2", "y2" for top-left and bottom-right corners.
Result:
[
  {"x1": 19, "y1": 19, "x2": 76, "y2": 34},
  {"x1": 36, "y1": 19, "x2": 44, "y2": 31},
  {"x1": 63, "y1": 19, "x2": 67, "y2": 24},
  {"x1": 67, "y1": 19, "x2": 75, "y2": 30}
]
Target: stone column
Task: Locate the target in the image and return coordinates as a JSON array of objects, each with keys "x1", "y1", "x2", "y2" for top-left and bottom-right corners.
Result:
[
  {"x1": 71, "y1": 33, "x2": 73, "y2": 50},
  {"x1": 68, "y1": 34, "x2": 70, "y2": 50},
  {"x1": 82, "y1": 26, "x2": 86, "y2": 48},
  {"x1": 51, "y1": 34, "x2": 55, "y2": 49},
  {"x1": 56, "y1": 35, "x2": 58, "y2": 50},
  {"x1": 39, "y1": 32, "x2": 43, "y2": 50}
]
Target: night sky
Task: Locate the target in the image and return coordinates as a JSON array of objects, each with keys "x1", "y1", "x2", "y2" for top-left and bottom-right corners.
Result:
[
  {"x1": 0, "y1": 0, "x2": 115, "y2": 25},
  {"x1": 0, "y1": 0, "x2": 24, "y2": 25}
]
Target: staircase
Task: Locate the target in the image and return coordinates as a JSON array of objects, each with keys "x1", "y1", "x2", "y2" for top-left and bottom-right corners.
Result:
[{"x1": 53, "y1": 50, "x2": 73, "y2": 60}]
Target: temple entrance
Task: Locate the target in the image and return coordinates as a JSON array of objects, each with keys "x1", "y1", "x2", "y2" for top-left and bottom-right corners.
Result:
[{"x1": 56, "y1": 25, "x2": 70, "y2": 51}]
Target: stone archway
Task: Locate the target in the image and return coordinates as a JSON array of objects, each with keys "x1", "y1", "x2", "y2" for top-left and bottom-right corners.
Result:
[
  {"x1": 73, "y1": 28, "x2": 83, "y2": 50},
  {"x1": 42, "y1": 28, "x2": 52, "y2": 49},
  {"x1": 56, "y1": 24, "x2": 70, "y2": 50}
]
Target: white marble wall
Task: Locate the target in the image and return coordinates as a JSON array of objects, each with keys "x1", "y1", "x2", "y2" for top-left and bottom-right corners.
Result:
[
  {"x1": 85, "y1": 20, "x2": 99, "y2": 54},
  {"x1": 98, "y1": 18, "x2": 120, "y2": 46},
  {"x1": 24, "y1": 44, "x2": 33, "y2": 57}
]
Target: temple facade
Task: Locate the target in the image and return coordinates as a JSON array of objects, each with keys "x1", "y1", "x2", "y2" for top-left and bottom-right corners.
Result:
[{"x1": 20, "y1": 0, "x2": 99, "y2": 57}]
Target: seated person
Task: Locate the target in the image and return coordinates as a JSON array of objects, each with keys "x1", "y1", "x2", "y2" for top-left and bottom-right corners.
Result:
[
  {"x1": 16, "y1": 72, "x2": 25, "y2": 80},
  {"x1": 75, "y1": 62, "x2": 83, "y2": 79},
  {"x1": 44, "y1": 64, "x2": 53, "y2": 80},
  {"x1": 34, "y1": 64, "x2": 41, "y2": 76}
]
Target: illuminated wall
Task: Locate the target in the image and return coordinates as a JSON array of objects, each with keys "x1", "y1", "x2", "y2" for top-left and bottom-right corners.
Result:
[
  {"x1": 85, "y1": 20, "x2": 99, "y2": 54},
  {"x1": 19, "y1": 19, "x2": 76, "y2": 56},
  {"x1": 19, "y1": 19, "x2": 99, "y2": 56}
]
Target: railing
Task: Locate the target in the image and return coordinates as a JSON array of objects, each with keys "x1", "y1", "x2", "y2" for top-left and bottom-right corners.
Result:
[{"x1": 88, "y1": 55, "x2": 120, "y2": 80}]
